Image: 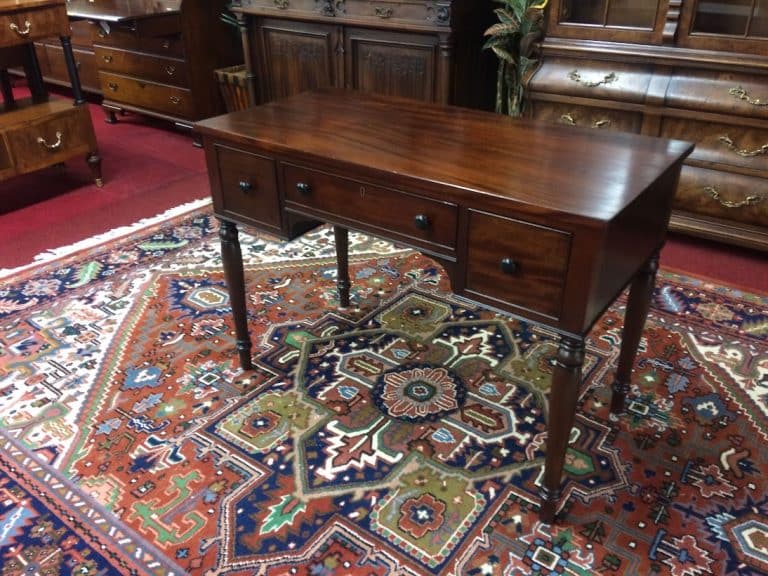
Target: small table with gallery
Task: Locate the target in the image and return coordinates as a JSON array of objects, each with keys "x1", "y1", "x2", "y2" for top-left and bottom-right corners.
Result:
[{"x1": 195, "y1": 89, "x2": 694, "y2": 523}]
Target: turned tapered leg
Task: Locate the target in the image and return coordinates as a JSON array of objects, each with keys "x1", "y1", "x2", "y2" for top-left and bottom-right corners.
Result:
[
  {"x1": 540, "y1": 335, "x2": 585, "y2": 523},
  {"x1": 333, "y1": 225, "x2": 351, "y2": 309},
  {"x1": 60, "y1": 36, "x2": 85, "y2": 105},
  {"x1": 219, "y1": 219, "x2": 252, "y2": 370},
  {"x1": 610, "y1": 250, "x2": 660, "y2": 414}
]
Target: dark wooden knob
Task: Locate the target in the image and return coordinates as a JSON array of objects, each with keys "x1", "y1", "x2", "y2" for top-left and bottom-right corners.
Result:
[
  {"x1": 500, "y1": 257, "x2": 519, "y2": 274},
  {"x1": 414, "y1": 214, "x2": 430, "y2": 230},
  {"x1": 238, "y1": 180, "x2": 252, "y2": 193},
  {"x1": 296, "y1": 182, "x2": 311, "y2": 195}
]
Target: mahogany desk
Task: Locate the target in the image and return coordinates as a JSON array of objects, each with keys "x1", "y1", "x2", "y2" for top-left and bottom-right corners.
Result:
[{"x1": 195, "y1": 89, "x2": 694, "y2": 523}]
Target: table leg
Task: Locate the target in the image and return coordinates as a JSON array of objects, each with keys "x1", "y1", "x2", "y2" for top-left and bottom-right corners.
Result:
[
  {"x1": 59, "y1": 35, "x2": 85, "y2": 105},
  {"x1": 610, "y1": 250, "x2": 660, "y2": 414},
  {"x1": 218, "y1": 219, "x2": 253, "y2": 371},
  {"x1": 333, "y1": 225, "x2": 351, "y2": 309},
  {"x1": 540, "y1": 335, "x2": 584, "y2": 523}
]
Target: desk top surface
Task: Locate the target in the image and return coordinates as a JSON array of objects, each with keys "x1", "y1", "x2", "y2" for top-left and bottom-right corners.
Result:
[
  {"x1": 64, "y1": 0, "x2": 180, "y2": 21},
  {"x1": 0, "y1": 0, "x2": 62, "y2": 11},
  {"x1": 196, "y1": 89, "x2": 694, "y2": 223}
]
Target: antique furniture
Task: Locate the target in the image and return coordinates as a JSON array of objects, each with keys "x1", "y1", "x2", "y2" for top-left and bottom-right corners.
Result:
[
  {"x1": 195, "y1": 89, "x2": 693, "y2": 522},
  {"x1": 231, "y1": 0, "x2": 495, "y2": 109},
  {"x1": 527, "y1": 0, "x2": 768, "y2": 251},
  {"x1": 0, "y1": 0, "x2": 100, "y2": 185},
  {"x1": 35, "y1": 0, "x2": 241, "y2": 132}
]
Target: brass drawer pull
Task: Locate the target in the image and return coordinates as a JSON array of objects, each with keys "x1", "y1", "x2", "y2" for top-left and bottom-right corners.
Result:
[
  {"x1": 729, "y1": 86, "x2": 768, "y2": 107},
  {"x1": 567, "y1": 70, "x2": 617, "y2": 88},
  {"x1": 718, "y1": 135, "x2": 768, "y2": 157},
  {"x1": 374, "y1": 7, "x2": 394, "y2": 18},
  {"x1": 500, "y1": 257, "x2": 519, "y2": 275},
  {"x1": 274, "y1": 0, "x2": 289, "y2": 7},
  {"x1": 37, "y1": 131, "x2": 63, "y2": 151},
  {"x1": 705, "y1": 186, "x2": 763, "y2": 208},
  {"x1": 162, "y1": 39, "x2": 171, "y2": 49},
  {"x1": 560, "y1": 114, "x2": 611, "y2": 129},
  {"x1": 170, "y1": 96, "x2": 181, "y2": 104},
  {"x1": 107, "y1": 82, "x2": 118, "y2": 91},
  {"x1": 296, "y1": 182, "x2": 311, "y2": 195},
  {"x1": 413, "y1": 214, "x2": 430, "y2": 229},
  {"x1": 102, "y1": 54, "x2": 113, "y2": 63},
  {"x1": 165, "y1": 65, "x2": 176, "y2": 76},
  {"x1": 9, "y1": 20, "x2": 32, "y2": 37}
]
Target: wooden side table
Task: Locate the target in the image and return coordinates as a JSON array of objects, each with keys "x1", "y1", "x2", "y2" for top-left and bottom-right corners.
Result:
[{"x1": 0, "y1": 0, "x2": 100, "y2": 185}]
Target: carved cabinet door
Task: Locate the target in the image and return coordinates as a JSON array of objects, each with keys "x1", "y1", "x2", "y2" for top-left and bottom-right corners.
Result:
[
  {"x1": 256, "y1": 18, "x2": 340, "y2": 102},
  {"x1": 343, "y1": 27, "x2": 440, "y2": 103}
]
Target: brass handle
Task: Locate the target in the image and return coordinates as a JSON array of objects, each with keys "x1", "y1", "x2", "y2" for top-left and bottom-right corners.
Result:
[
  {"x1": 102, "y1": 54, "x2": 113, "y2": 63},
  {"x1": 165, "y1": 65, "x2": 176, "y2": 76},
  {"x1": 500, "y1": 257, "x2": 519, "y2": 274},
  {"x1": 718, "y1": 135, "x2": 768, "y2": 158},
  {"x1": 107, "y1": 82, "x2": 118, "y2": 91},
  {"x1": 375, "y1": 7, "x2": 394, "y2": 18},
  {"x1": 37, "y1": 131, "x2": 63, "y2": 151},
  {"x1": 413, "y1": 214, "x2": 430, "y2": 230},
  {"x1": 705, "y1": 186, "x2": 763, "y2": 208},
  {"x1": 274, "y1": 0, "x2": 289, "y2": 7},
  {"x1": 9, "y1": 20, "x2": 32, "y2": 37},
  {"x1": 238, "y1": 180, "x2": 253, "y2": 193},
  {"x1": 296, "y1": 182, "x2": 311, "y2": 195},
  {"x1": 559, "y1": 114, "x2": 611, "y2": 129},
  {"x1": 162, "y1": 39, "x2": 171, "y2": 49},
  {"x1": 568, "y1": 70, "x2": 618, "y2": 88},
  {"x1": 729, "y1": 86, "x2": 768, "y2": 107},
  {"x1": 169, "y1": 96, "x2": 181, "y2": 104}
]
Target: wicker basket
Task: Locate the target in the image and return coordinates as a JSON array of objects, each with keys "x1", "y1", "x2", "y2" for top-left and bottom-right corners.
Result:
[{"x1": 215, "y1": 64, "x2": 249, "y2": 113}]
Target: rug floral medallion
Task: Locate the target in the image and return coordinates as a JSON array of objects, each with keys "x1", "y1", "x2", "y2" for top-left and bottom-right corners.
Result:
[{"x1": 0, "y1": 206, "x2": 766, "y2": 576}]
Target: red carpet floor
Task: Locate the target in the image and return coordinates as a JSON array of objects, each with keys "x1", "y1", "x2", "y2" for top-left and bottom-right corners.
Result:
[{"x1": 0, "y1": 91, "x2": 765, "y2": 292}]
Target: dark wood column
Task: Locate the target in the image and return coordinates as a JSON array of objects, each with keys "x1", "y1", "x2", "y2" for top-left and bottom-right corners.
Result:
[
  {"x1": 334, "y1": 225, "x2": 351, "y2": 308},
  {"x1": 218, "y1": 218, "x2": 252, "y2": 370}
]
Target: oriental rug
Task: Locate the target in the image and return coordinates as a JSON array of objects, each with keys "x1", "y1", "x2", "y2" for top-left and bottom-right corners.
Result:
[{"x1": 0, "y1": 204, "x2": 766, "y2": 576}]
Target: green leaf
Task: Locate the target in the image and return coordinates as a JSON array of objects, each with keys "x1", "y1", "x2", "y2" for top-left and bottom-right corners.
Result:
[{"x1": 67, "y1": 261, "x2": 103, "y2": 288}]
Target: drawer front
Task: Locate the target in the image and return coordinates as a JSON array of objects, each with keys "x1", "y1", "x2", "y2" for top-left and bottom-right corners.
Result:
[
  {"x1": 528, "y1": 57, "x2": 652, "y2": 105},
  {"x1": 660, "y1": 117, "x2": 768, "y2": 173},
  {"x1": 464, "y1": 211, "x2": 571, "y2": 320},
  {"x1": 6, "y1": 104, "x2": 94, "y2": 173},
  {"x1": 529, "y1": 101, "x2": 643, "y2": 133},
  {"x1": 94, "y1": 25, "x2": 184, "y2": 58},
  {"x1": 283, "y1": 164, "x2": 458, "y2": 253},
  {"x1": 674, "y1": 165, "x2": 768, "y2": 227},
  {"x1": 239, "y1": 0, "x2": 446, "y2": 27},
  {"x1": 45, "y1": 44, "x2": 100, "y2": 93},
  {"x1": 69, "y1": 19, "x2": 96, "y2": 48},
  {"x1": 214, "y1": 145, "x2": 281, "y2": 230},
  {"x1": 666, "y1": 69, "x2": 768, "y2": 121},
  {"x1": 99, "y1": 72, "x2": 194, "y2": 118},
  {"x1": 95, "y1": 46, "x2": 188, "y2": 88},
  {"x1": 0, "y1": 5, "x2": 69, "y2": 46}
]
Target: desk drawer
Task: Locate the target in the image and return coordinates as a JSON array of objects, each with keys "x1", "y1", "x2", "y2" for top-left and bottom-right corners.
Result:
[
  {"x1": 95, "y1": 46, "x2": 188, "y2": 88},
  {"x1": 529, "y1": 101, "x2": 642, "y2": 133},
  {"x1": 464, "y1": 210, "x2": 571, "y2": 320},
  {"x1": 0, "y1": 4, "x2": 68, "y2": 45},
  {"x1": 94, "y1": 25, "x2": 184, "y2": 58},
  {"x1": 5, "y1": 104, "x2": 94, "y2": 174},
  {"x1": 283, "y1": 164, "x2": 457, "y2": 253},
  {"x1": 99, "y1": 72, "x2": 194, "y2": 118},
  {"x1": 214, "y1": 145, "x2": 280, "y2": 230}
]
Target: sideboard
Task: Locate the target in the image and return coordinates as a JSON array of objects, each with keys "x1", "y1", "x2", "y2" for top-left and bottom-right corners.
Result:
[
  {"x1": 526, "y1": 0, "x2": 768, "y2": 251},
  {"x1": 232, "y1": 0, "x2": 496, "y2": 110}
]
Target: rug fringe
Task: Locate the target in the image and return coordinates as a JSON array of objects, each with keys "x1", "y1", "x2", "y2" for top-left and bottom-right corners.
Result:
[{"x1": 0, "y1": 197, "x2": 212, "y2": 279}]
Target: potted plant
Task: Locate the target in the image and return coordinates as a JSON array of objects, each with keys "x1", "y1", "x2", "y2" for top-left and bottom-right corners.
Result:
[{"x1": 483, "y1": 0, "x2": 548, "y2": 117}]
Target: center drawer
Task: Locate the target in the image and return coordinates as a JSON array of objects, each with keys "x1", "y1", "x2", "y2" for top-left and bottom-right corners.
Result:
[
  {"x1": 283, "y1": 163, "x2": 457, "y2": 254},
  {"x1": 99, "y1": 71, "x2": 194, "y2": 118},
  {"x1": 95, "y1": 46, "x2": 188, "y2": 88}
]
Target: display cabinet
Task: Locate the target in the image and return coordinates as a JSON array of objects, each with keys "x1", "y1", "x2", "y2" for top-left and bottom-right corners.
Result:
[
  {"x1": 232, "y1": 0, "x2": 495, "y2": 110},
  {"x1": 526, "y1": 0, "x2": 768, "y2": 251}
]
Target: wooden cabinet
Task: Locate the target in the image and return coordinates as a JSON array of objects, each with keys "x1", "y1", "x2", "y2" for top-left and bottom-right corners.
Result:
[
  {"x1": 33, "y1": 19, "x2": 99, "y2": 94},
  {"x1": 234, "y1": 0, "x2": 495, "y2": 110},
  {"x1": 0, "y1": 0, "x2": 100, "y2": 186},
  {"x1": 54, "y1": 0, "x2": 241, "y2": 132},
  {"x1": 526, "y1": 0, "x2": 768, "y2": 251}
]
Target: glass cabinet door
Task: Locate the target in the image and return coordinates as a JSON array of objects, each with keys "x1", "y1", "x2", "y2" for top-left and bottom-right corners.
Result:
[
  {"x1": 679, "y1": 0, "x2": 768, "y2": 52},
  {"x1": 549, "y1": 0, "x2": 665, "y2": 43}
]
